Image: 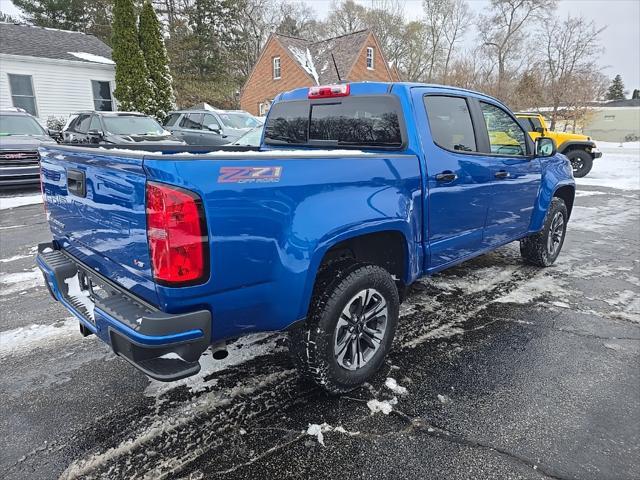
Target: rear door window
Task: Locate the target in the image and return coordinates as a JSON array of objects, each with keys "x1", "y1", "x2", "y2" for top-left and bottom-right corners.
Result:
[
  {"x1": 423, "y1": 96, "x2": 477, "y2": 152},
  {"x1": 264, "y1": 96, "x2": 404, "y2": 148},
  {"x1": 164, "y1": 113, "x2": 181, "y2": 126},
  {"x1": 180, "y1": 113, "x2": 204, "y2": 130}
]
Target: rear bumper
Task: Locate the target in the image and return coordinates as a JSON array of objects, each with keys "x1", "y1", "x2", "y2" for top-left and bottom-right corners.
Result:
[
  {"x1": 592, "y1": 149, "x2": 602, "y2": 159},
  {"x1": 36, "y1": 243, "x2": 212, "y2": 381}
]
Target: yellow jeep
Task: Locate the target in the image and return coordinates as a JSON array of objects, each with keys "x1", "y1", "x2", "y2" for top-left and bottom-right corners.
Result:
[{"x1": 516, "y1": 113, "x2": 601, "y2": 177}]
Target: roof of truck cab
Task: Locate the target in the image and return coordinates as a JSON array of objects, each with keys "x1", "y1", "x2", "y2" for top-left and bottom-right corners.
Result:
[{"x1": 276, "y1": 81, "x2": 510, "y2": 109}]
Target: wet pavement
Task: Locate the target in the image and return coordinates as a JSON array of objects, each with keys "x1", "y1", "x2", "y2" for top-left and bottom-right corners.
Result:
[{"x1": 0, "y1": 184, "x2": 638, "y2": 480}]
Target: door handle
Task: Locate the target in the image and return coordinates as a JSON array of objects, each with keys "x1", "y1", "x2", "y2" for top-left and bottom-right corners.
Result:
[
  {"x1": 67, "y1": 168, "x2": 86, "y2": 197},
  {"x1": 435, "y1": 171, "x2": 458, "y2": 182},
  {"x1": 494, "y1": 170, "x2": 510, "y2": 179}
]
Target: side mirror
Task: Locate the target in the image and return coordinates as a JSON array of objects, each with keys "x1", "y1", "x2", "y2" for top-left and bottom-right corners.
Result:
[
  {"x1": 87, "y1": 129, "x2": 103, "y2": 143},
  {"x1": 47, "y1": 128, "x2": 62, "y2": 142},
  {"x1": 535, "y1": 137, "x2": 556, "y2": 157},
  {"x1": 534, "y1": 126, "x2": 545, "y2": 134},
  {"x1": 207, "y1": 124, "x2": 221, "y2": 133}
]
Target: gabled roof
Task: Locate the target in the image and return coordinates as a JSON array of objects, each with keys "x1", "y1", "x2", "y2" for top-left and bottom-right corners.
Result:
[
  {"x1": 0, "y1": 23, "x2": 112, "y2": 64},
  {"x1": 274, "y1": 29, "x2": 376, "y2": 85}
]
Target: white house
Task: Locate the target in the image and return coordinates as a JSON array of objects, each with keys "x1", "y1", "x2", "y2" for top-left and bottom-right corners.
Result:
[{"x1": 0, "y1": 23, "x2": 116, "y2": 125}]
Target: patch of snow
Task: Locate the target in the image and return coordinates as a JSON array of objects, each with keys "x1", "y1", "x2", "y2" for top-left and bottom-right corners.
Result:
[
  {"x1": 576, "y1": 142, "x2": 640, "y2": 190},
  {"x1": 288, "y1": 46, "x2": 319, "y2": 85},
  {"x1": 0, "y1": 268, "x2": 43, "y2": 295},
  {"x1": 384, "y1": 377, "x2": 408, "y2": 395},
  {"x1": 437, "y1": 394, "x2": 449, "y2": 404},
  {"x1": 0, "y1": 254, "x2": 30, "y2": 263},
  {"x1": 305, "y1": 423, "x2": 358, "y2": 446},
  {"x1": 67, "y1": 51, "x2": 114, "y2": 64},
  {"x1": 144, "y1": 332, "x2": 284, "y2": 397},
  {"x1": 0, "y1": 317, "x2": 79, "y2": 357},
  {"x1": 64, "y1": 273, "x2": 95, "y2": 320},
  {"x1": 367, "y1": 397, "x2": 397, "y2": 415},
  {"x1": 0, "y1": 194, "x2": 42, "y2": 210}
]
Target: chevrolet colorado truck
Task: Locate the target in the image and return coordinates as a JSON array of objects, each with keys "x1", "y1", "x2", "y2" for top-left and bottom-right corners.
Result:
[
  {"x1": 36, "y1": 82, "x2": 575, "y2": 393},
  {"x1": 516, "y1": 112, "x2": 601, "y2": 178}
]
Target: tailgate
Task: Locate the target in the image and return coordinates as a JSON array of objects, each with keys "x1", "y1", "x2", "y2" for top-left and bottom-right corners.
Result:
[{"x1": 39, "y1": 145, "x2": 158, "y2": 305}]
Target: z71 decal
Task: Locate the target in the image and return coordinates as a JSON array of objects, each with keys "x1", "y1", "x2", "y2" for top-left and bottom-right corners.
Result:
[{"x1": 218, "y1": 166, "x2": 283, "y2": 184}]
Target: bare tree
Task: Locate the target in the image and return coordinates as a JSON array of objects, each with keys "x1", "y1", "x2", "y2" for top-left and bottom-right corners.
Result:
[
  {"x1": 542, "y1": 15, "x2": 605, "y2": 129},
  {"x1": 441, "y1": 0, "x2": 472, "y2": 82},
  {"x1": 324, "y1": 0, "x2": 368, "y2": 37},
  {"x1": 479, "y1": 0, "x2": 556, "y2": 100}
]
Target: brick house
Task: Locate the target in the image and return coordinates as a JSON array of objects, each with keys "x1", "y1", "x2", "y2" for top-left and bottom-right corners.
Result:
[{"x1": 240, "y1": 29, "x2": 400, "y2": 116}]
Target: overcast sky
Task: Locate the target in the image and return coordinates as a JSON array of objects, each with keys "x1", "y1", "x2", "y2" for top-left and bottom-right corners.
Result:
[{"x1": 1, "y1": 0, "x2": 638, "y2": 89}]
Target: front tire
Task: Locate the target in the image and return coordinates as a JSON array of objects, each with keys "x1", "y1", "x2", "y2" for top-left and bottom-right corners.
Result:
[
  {"x1": 566, "y1": 149, "x2": 593, "y2": 178},
  {"x1": 289, "y1": 262, "x2": 399, "y2": 394},
  {"x1": 520, "y1": 197, "x2": 568, "y2": 267}
]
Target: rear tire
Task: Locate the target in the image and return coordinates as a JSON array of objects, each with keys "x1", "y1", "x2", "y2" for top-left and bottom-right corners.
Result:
[
  {"x1": 565, "y1": 149, "x2": 593, "y2": 178},
  {"x1": 520, "y1": 197, "x2": 568, "y2": 267},
  {"x1": 289, "y1": 262, "x2": 399, "y2": 394}
]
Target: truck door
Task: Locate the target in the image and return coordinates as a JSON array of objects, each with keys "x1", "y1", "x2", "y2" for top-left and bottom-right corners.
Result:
[
  {"x1": 474, "y1": 101, "x2": 542, "y2": 245},
  {"x1": 417, "y1": 93, "x2": 494, "y2": 270}
]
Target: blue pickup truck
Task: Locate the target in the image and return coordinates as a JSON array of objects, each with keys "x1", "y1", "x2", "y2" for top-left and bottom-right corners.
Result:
[{"x1": 36, "y1": 82, "x2": 574, "y2": 393}]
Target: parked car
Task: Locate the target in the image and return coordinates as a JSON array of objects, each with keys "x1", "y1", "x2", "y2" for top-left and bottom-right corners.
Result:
[
  {"x1": 62, "y1": 111, "x2": 184, "y2": 145},
  {"x1": 229, "y1": 125, "x2": 263, "y2": 146},
  {"x1": 164, "y1": 109, "x2": 262, "y2": 145},
  {"x1": 37, "y1": 82, "x2": 574, "y2": 393},
  {"x1": 0, "y1": 109, "x2": 58, "y2": 187},
  {"x1": 516, "y1": 112, "x2": 601, "y2": 177}
]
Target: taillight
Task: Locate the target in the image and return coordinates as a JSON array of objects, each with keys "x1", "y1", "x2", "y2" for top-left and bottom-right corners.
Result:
[
  {"x1": 308, "y1": 83, "x2": 350, "y2": 99},
  {"x1": 145, "y1": 181, "x2": 208, "y2": 286}
]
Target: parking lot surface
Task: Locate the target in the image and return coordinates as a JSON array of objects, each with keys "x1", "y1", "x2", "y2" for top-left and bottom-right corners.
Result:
[{"x1": 1, "y1": 146, "x2": 639, "y2": 479}]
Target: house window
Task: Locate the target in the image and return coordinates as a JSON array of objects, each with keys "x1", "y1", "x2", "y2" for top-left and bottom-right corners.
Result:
[
  {"x1": 7, "y1": 74, "x2": 37, "y2": 116},
  {"x1": 366, "y1": 47, "x2": 374, "y2": 70},
  {"x1": 91, "y1": 80, "x2": 113, "y2": 111},
  {"x1": 273, "y1": 57, "x2": 281, "y2": 80}
]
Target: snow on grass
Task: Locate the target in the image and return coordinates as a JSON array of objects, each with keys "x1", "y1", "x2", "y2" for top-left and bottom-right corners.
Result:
[
  {"x1": 576, "y1": 141, "x2": 640, "y2": 191},
  {"x1": 0, "y1": 267, "x2": 43, "y2": 295},
  {"x1": 0, "y1": 194, "x2": 42, "y2": 210},
  {"x1": 384, "y1": 377, "x2": 408, "y2": 395},
  {"x1": 0, "y1": 317, "x2": 79, "y2": 357},
  {"x1": 67, "y1": 51, "x2": 114, "y2": 64},
  {"x1": 367, "y1": 397, "x2": 397, "y2": 415}
]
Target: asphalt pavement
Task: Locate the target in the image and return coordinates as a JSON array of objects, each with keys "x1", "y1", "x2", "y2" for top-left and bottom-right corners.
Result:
[{"x1": 0, "y1": 184, "x2": 638, "y2": 480}]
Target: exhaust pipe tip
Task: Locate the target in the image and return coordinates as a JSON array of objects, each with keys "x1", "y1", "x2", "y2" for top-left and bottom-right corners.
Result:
[{"x1": 212, "y1": 349, "x2": 229, "y2": 360}]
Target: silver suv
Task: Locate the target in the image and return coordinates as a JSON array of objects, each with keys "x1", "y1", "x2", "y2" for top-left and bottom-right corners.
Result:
[{"x1": 163, "y1": 109, "x2": 262, "y2": 145}]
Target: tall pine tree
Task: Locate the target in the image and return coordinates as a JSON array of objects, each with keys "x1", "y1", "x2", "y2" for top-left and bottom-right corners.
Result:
[
  {"x1": 605, "y1": 74, "x2": 626, "y2": 101},
  {"x1": 139, "y1": 1, "x2": 175, "y2": 120},
  {"x1": 111, "y1": 0, "x2": 152, "y2": 113}
]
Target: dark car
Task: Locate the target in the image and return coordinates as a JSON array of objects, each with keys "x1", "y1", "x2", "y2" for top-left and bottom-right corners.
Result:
[
  {"x1": 0, "y1": 109, "x2": 58, "y2": 187},
  {"x1": 164, "y1": 109, "x2": 262, "y2": 145},
  {"x1": 62, "y1": 112, "x2": 185, "y2": 145}
]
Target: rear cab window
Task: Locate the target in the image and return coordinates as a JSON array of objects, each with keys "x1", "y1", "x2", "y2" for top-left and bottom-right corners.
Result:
[{"x1": 264, "y1": 95, "x2": 404, "y2": 149}]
